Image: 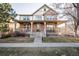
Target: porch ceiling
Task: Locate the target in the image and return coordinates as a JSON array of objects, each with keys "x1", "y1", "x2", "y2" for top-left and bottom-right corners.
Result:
[
  {"x1": 15, "y1": 20, "x2": 67, "y2": 25},
  {"x1": 15, "y1": 20, "x2": 31, "y2": 24},
  {"x1": 45, "y1": 20, "x2": 67, "y2": 25}
]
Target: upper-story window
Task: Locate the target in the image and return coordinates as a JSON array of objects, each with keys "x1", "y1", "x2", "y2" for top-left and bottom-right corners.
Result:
[
  {"x1": 35, "y1": 15, "x2": 42, "y2": 20},
  {"x1": 20, "y1": 16, "x2": 30, "y2": 20},
  {"x1": 23, "y1": 16, "x2": 26, "y2": 20},
  {"x1": 27, "y1": 16, "x2": 30, "y2": 20},
  {"x1": 46, "y1": 16, "x2": 52, "y2": 20},
  {"x1": 46, "y1": 16, "x2": 55, "y2": 20}
]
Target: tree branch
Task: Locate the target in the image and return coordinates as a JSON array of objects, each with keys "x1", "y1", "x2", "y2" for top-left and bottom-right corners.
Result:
[{"x1": 72, "y1": 3, "x2": 77, "y2": 8}]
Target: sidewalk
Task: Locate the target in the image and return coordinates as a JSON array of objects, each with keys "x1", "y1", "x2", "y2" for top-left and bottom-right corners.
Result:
[{"x1": 0, "y1": 43, "x2": 79, "y2": 47}]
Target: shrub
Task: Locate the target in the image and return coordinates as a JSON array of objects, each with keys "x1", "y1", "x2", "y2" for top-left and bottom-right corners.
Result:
[
  {"x1": 1, "y1": 32, "x2": 11, "y2": 39},
  {"x1": 11, "y1": 31, "x2": 26, "y2": 37},
  {"x1": 19, "y1": 32, "x2": 26, "y2": 37}
]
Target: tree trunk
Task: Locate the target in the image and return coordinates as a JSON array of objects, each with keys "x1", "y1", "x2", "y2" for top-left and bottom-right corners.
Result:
[
  {"x1": 75, "y1": 4, "x2": 79, "y2": 36},
  {"x1": 74, "y1": 29, "x2": 77, "y2": 36},
  {"x1": 73, "y1": 3, "x2": 79, "y2": 36},
  {"x1": 0, "y1": 31, "x2": 2, "y2": 38},
  {"x1": 74, "y1": 21, "x2": 78, "y2": 36}
]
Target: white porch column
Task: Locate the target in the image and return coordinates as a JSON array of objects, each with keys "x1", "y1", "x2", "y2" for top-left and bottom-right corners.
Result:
[
  {"x1": 65, "y1": 22, "x2": 67, "y2": 34},
  {"x1": 44, "y1": 22, "x2": 46, "y2": 34},
  {"x1": 31, "y1": 22, "x2": 33, "y2": 32},
  {"x1": 54, "y1": 23, "x2": 57, "y2": 34}
]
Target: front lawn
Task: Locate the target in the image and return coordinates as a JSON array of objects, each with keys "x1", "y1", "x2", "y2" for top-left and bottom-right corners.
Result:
[
  {"x1": 0, "y1": 37, "x2": 34, "y2": 43},
  {"x1": 0, "y1": 47, "x2": 79, "y2": 56},
  {"x1": 43, "y1": 37, "x2": 79, "y2": 43}
]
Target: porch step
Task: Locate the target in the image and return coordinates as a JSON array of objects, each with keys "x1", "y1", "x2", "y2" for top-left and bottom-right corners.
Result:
[{"x1": 30, "y1": 32, "x2": 46, "y2": 38}]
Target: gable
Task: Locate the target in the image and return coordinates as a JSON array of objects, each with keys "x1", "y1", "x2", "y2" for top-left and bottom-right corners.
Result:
[
  {"x1": 44, "y1": 9, "x2": 57, "y2": 16},
  {"x1": 33, "y1": 4, "x2": 52, "y2": 15}
]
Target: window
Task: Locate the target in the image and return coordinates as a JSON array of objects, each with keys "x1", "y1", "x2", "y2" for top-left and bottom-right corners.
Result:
[
  {"x1": 26, "y1": 16, "x2": 30, "y2": 20},
  {"x1": 46, "y1": 16, "x2": 54, "y2": 20},
  {"x1": 20, "y1": 16, "x2": 30, "y2": 20},
  {"x1": 47, "y1": 16, "x2": 52, "y2": 20},
  {"x1": 23, "y1": 17, "x2": 26, "y2": 20},
  {"x1": 35, "y1": 15, "x2": 42, "y2": 20},
  {"x1": 26, "y1": 25, "x2": 30, "y2": 31},
  {"x1": 44, "y1": 8, "x2": 46, "y2": 11}
]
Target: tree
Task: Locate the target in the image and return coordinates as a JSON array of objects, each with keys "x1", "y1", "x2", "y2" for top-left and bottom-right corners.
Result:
[
  {"x1": 72, "y1": 3, "x2": 79, "y2": 35},
  {"x1": 63, "y1": 3, "x2": 78, "y2": 35},
  {"x1": 51, "y1": 3, "x2": 78, "y2": 35},
  {"x1": 0, "y1": 3, "x2": 17, "y2": 38},
  {"x1": 61, "y1": 3, "x2": 79, "y2": 35},
  {"x1": 0, "y1": 3, "x2": 17, "y2": 32}
]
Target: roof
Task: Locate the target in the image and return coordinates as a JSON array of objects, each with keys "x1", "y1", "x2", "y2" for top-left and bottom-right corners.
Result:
[{"x1": 18, "y1": 4, "x2": 57, "y2": 16}]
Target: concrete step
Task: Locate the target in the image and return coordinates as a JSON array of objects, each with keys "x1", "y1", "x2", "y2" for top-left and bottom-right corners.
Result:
[{"x1": 30, "y1": 32, "x2": 46, "y2": 38}]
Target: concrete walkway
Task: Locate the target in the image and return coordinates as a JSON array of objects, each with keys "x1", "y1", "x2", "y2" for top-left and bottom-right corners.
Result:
[
  {"x1": 0, "y1": 43, "x2": 79, "y2": 47},
  {"x1": 34, "y1": 32, "x2": 42, "y2": 43},
  {"x1": 34, "y1": 37, "x2": 42, "y2": 43}
]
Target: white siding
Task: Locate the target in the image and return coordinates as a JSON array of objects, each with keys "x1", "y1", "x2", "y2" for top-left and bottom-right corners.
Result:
[{"x1": 33, "y1": 6, "x2": 49, "y2": 20}]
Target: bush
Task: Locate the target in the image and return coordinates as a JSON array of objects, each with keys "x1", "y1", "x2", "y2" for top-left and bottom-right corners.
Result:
[
  {"x1": 1, "y1": 32, "x2": 11, "y2": 39},
  {"x1": 0, "y1": 31, "x2": 29, "y2": 38},
  {"x1": 11, "y1": 31, "x2": 26, "y2": 37},
  {"x1": 19, "y1": 32, "x2": 26, "y2": 37}
]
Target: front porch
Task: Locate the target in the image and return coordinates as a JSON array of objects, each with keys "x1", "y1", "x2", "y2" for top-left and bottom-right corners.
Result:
[{"x1": 16, "y1": 20, "x2": 67, "y2": 37}]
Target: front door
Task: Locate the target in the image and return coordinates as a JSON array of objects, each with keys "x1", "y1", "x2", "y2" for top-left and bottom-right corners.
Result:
[
  {"x1": 33, "y1": 23, "x2": 44, "y2": 32},
  {"x1": 36, "y1": 24, "x2": 40, "y2": 32}
]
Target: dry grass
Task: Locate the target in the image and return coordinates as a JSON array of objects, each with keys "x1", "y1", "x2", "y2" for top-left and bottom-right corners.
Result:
[
  {"x1": 43, "y1": 37, "x2": 79, "y2": 43},
  {"x1": 0, "y1": 37, "x2": 34, "y2": 43},
  {"x1": 0, "y1": 47, "x2": 79, "y2": 56}
]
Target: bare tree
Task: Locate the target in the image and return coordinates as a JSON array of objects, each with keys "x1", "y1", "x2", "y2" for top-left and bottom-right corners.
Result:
[
  {"x1": 72, "y1": 3, "x2": 79, "y2": 35},
  {"x1": 51, "y1": 3, "x2": 78, "y2": 35}
]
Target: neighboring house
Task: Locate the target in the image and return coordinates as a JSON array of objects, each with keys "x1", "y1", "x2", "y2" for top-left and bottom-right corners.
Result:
[{"x1": 8, "y1": 4, "x2": 75, "y2": 37}]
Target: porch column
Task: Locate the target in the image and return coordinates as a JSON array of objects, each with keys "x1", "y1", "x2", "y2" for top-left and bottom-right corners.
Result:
[
  {"x1": 44, "y1": 22, "x2": 46, "y2": 33},
  {"x1": 54, "y1": 23, "x2": 57, "y2": 34},
  {"x1": 31, "y1": 22, "x2": 33, "y2": 32},
  {"x1": 65, "y1": 22, "x2": 67, "y2": 34},
  {"x1": 14, "y1": 21, "x2": 16, "y2": 31}
]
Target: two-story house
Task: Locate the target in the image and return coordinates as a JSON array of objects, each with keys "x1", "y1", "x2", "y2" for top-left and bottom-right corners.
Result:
[{"x1": 9, "y1": 4, "x2": 70, "y2": 37}]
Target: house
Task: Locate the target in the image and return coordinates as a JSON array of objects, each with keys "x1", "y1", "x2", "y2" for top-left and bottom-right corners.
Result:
[{"x1": 8, "y1": 4, "x2": 75, "y2": 37}]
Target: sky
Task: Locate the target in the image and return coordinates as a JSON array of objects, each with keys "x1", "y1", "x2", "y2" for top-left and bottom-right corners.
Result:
[
  {"x1": 11, "y1": 3, "x2": 69, "y2": 14},
  {"x1": 11, "y1": 3, "x2": 46, "y2": 14}
]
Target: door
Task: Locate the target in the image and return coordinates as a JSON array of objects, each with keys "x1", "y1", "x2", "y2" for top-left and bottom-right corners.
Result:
[{"x1": 36, "y1": 24, "x2": 40, "y2": 32}]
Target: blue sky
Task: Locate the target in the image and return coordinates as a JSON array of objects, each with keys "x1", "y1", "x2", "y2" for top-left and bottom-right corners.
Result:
[{"x1": 11, "y1": 3, "x2": 46, "y2": 14}]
